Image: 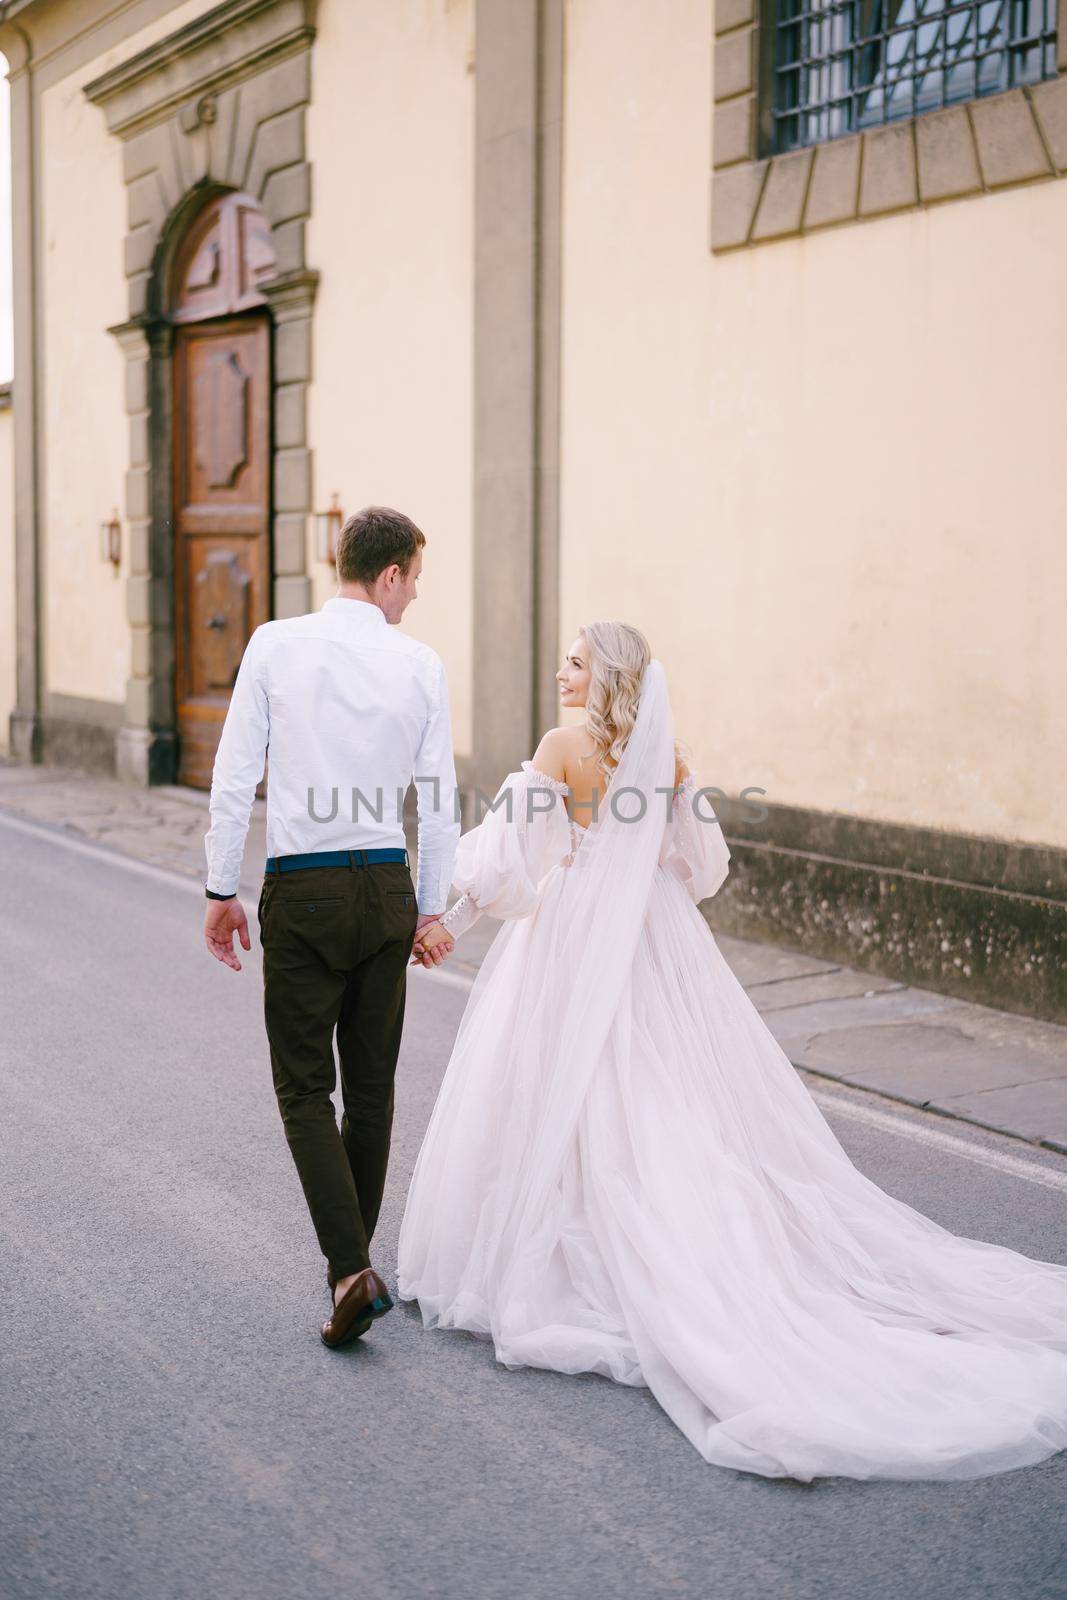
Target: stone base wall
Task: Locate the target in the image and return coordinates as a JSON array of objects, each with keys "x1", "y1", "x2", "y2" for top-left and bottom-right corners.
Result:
[{"x1": 707, "y1": 800, "x2": 1067, "y2": 1024}]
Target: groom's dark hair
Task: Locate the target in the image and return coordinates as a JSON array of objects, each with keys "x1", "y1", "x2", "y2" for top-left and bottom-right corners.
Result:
[{"x1": 335, "y1": 505, "x2": 426, "y2": 584}]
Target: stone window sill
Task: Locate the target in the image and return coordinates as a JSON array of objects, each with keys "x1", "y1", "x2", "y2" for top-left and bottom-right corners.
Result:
[{"x1": 711, "y1": 1, "x2": 1067, "y2": 252}]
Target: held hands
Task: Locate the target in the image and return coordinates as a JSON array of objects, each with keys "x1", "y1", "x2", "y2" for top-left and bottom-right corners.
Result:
[
  {"x1": 411, "y1": 913, "x2": 455, "y2": 969},
  {"x1": 203, "y1": 899, "x2": 451, "y2": 973},
  {"x1": 204, "y1": 898, "x2": 251, "y2": 972}
]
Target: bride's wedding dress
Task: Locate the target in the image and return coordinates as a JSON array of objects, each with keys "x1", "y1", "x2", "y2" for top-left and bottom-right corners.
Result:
[{"x1": 397, "y1": 661, "x2": 1067, "y2": 1482}]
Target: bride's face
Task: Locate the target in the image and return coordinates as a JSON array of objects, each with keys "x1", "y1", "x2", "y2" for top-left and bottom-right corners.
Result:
[{"x1": 557, "y1": 636, "x2": 591, "y2": 709}]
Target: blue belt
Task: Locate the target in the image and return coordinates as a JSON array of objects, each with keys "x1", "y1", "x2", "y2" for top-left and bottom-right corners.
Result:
[{"x1": 265, "y1": 847, "x2": 409, "y2": 875}]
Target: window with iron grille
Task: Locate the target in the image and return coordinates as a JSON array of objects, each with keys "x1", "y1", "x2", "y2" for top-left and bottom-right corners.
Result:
[{"x1": 770, "y1": 0, "x2": 1059, "y2": 154}]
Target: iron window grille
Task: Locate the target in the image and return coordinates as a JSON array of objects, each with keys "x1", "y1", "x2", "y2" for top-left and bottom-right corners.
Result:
[{"x1": 769, "y1": 0, "x2": 1059, "y2": 153}]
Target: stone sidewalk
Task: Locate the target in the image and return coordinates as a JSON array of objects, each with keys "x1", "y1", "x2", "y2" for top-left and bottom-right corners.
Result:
[{"x1": 2, "y1": 755, "x2": 1065, "y2": 1156}]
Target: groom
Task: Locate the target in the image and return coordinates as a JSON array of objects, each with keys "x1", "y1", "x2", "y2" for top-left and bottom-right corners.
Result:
[{"x1": 202, "y1": 506, "x2": 460, "y2": 1347}]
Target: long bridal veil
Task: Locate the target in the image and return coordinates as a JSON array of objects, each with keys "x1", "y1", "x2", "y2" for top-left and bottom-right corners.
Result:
[
  {"x1": 491, "y1": 658, "x2": 676, "y2": 1268},
  {"x1": 406, "y1": 661, "x2": 679, "y2": 1333},
  {"x1": 400, "y1": 659, "x2": 1067, "y2": 1482}
]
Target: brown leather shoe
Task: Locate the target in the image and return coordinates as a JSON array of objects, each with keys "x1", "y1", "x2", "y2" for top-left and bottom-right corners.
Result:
[{"x1": 320, "y1": 1267, "x2": 393, "y2": 1349}]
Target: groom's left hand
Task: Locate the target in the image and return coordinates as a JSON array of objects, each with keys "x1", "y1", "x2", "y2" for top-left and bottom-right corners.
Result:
[
  {"x1": 204, "y1": 898, "x2": 252, "y2": 972},
  {"x1": 411, "y1": 916, "x2": 454, "y2": 968}
]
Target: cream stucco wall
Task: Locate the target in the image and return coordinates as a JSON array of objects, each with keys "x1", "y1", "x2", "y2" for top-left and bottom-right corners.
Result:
[
  {"x1": 38, "y1": 0, "x2": 222, "y2": 709},
  {"x1": 307, "y1": 0, "x2": 475, "y2": 758},
  {"x1": 559, "y1": 0, "x2": 1067, "y2": 848},
  {"x1": 0, "y1": 401, "x2": 14, "y2": 750}
]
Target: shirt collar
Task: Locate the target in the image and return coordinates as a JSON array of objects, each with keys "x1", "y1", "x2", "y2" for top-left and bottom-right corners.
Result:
[{"x1": 322, "y1": 597, "x2": 389, "y2": 625}]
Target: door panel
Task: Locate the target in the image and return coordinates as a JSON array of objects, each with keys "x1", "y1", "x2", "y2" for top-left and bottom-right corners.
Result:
[{"x1": 173, "y1": 315, "x2": 271, "y2": 790}]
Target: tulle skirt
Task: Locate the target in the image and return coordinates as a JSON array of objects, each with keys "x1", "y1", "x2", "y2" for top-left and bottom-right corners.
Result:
[{"x1": 397, "y1": 861, "x2": 1067, "y2": 1482}]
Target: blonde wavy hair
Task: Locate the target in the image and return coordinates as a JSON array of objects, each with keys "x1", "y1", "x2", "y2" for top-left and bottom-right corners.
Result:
[{"x1": 577, "y1": 621, "x2": 687, "y2": 786}]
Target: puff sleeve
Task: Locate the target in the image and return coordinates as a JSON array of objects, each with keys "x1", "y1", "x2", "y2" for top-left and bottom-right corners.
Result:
[
  {"x1": 437, "y1": 760, "x2": 573, "y2": 941},
  {"x1": 661, "y1": 773, "x2": 731, "y2": 903}
]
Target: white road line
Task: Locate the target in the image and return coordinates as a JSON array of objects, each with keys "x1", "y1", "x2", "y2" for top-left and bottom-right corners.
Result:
[
  {"x1": 0, "y1": 807, "x2": 206, "y2": 895},
  {"x1": 7, "y1": 806, "x2": 1065, "y2": 1195},
  {"x1": 807, "y1": 1090, "x2": 1067, "y2": 1195}
]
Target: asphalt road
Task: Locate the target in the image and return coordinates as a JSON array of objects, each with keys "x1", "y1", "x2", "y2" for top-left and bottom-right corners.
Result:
[{"x1": 1, "y1": 811, "x2": 1065, "y2": 1600}]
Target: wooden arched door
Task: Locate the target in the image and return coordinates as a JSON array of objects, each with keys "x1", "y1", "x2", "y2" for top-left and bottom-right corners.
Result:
[{"x1": 171, "y1": 192, "x2": 276, "y2": 789}]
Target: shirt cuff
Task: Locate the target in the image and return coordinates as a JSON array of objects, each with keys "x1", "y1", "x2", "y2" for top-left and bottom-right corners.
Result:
[{"x1": 205, "y1": 872, "x2": 241, "y2": 896}]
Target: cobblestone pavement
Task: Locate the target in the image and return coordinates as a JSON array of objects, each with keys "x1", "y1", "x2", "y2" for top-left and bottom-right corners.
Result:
[{"x1": 2, "y1": 755, "x2": 1065, "y2": 1155}]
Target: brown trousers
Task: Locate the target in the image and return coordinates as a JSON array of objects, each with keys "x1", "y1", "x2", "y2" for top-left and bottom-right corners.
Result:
[{"x1": 258, "y1": 857, "x2": 419, "y2": 1278}]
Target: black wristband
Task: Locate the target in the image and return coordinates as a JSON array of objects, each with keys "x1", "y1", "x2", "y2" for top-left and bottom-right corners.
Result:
[{"x1": 205, "y1": 888, "x2": 236, "y2": 901}]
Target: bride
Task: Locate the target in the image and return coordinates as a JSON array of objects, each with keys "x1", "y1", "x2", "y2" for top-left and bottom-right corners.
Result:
[{"x1": 396, "y1": 621, "x2": 1067, "y2": 1482}]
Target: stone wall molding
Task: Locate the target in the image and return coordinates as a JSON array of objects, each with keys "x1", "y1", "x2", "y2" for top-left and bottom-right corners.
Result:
[
  {"x1": 0, "y1": 16, "x2": 42, "y2": 765},
  {"x1": 472, "y1": 0, "x2": 564, "y2": 790}
]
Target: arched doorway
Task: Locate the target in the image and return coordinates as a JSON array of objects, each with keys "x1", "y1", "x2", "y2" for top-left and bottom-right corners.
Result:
[{"x1": 169, "y1": 191, "x2": 276, "y2": 788}]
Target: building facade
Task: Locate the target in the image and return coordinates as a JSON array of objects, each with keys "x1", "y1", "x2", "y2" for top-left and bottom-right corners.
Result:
[{"x1": 0, "y1": 0, "x2": 1064, "y2": 1018}]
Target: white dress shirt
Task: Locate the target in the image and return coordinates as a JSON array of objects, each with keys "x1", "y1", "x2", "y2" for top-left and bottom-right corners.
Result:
[{"x1": 204, "y1": 597, "x2": 461, "y2": 912}]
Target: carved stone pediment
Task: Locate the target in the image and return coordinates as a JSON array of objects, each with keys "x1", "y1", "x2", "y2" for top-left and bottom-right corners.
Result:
[
  {"x1": 84, "y1": 0, "x2": 316, "y2": 326},
  {"x1": 84, "y1": 0, "x2": 317, "y2": 140}
]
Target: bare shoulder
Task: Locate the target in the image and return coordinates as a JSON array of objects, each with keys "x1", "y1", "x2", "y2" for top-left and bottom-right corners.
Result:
[
  {"x1": 675, "y1": 753, "x2": 690, "y2": 788},
  {"x1": 529, "y1": 725, "x2": 574, "y2": 782}
]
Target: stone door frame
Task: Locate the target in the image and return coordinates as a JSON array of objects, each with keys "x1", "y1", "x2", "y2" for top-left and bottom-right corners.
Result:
[{"x1": 84, "y1": 0, "x2": 319, "y2": 785}]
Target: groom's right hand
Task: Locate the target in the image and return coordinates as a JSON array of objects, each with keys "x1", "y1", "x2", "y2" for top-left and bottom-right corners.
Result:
[{"x1": 204, "y1": 897, "x2": 251, "y2": 972}]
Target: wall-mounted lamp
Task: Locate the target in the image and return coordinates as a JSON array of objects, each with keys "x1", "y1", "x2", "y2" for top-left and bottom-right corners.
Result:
[
  {"x1": 99, "y1": 510, "x2": 121, "y2": 569},
  {"x1": 314, "y1": 493, "x2": 344, "y2": 566}
]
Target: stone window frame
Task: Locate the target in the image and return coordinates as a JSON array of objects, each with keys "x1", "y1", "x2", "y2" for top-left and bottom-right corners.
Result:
[
  {"x1": 711, "y1": 0, "x2": 1067, "y2": 250},
  {"x1": 83, "y1": 0, "x2": 318, "y2": 784}
]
